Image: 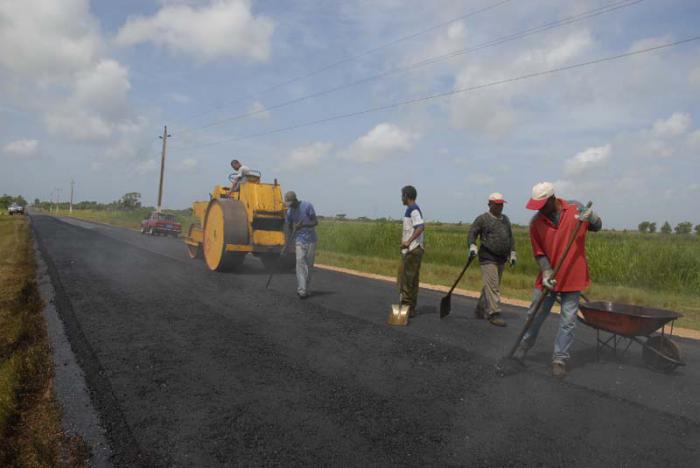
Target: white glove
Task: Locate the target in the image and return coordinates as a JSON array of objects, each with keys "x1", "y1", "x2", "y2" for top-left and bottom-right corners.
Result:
[
  {"x1": 577, "y1": 206, "x2": 593, "y2": 223},
  {"x1": 509, "y1": 251, "x2": 517, "y2": 267},
  {"x1": 469, "y1": 244, "x2": 478, "y2": 259},
  {"x1": 542, "y1": 269, "x2": 557, "y2": 290}
]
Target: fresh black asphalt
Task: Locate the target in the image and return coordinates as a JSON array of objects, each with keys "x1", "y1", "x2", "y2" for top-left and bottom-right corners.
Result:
[{"x1": 31, "y1": 214, "x2": 700, "y2": 467}]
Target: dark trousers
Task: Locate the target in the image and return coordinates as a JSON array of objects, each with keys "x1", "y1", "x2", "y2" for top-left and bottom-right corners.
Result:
[{"x1": 397, "y1": 247, "x2": 424, "y2": 307}]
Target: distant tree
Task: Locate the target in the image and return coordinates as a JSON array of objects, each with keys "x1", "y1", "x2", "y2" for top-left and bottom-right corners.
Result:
[
  {"x1": 674, "y1": 221, "x2": 693, "y2": 235},
  {"x1": 33, "y1": 198, "x2": 40, "y2": 207},
  {"x1": 336, "y1": 214, "x2": 346, "y2": 220},
  {"x1": 119, "y1": 192, "x2": 141, "y2": 210},
  {"x1": 14, "y1": 195, "x2": 27, "y2": 207},
  {"x1": 0, "y1": 194, "x2": 12, "y2": 210},
  {"x1": 660, "y1": 221, "x2": 672, "y2": 234},
  {"x1": 648, "y1": 222, "x2": 657, "y2": 233},
  {"x1": 638, "y1": 221, "x2": 650, "y2": 233},
  {"x1": 695, "y1": 224, "x2": 700, "y2": 236}
]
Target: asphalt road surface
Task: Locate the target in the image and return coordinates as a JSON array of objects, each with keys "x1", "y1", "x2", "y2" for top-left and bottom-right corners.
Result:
[{"x1": 31, "y1": 214, "x2": 700, "y2": 467}]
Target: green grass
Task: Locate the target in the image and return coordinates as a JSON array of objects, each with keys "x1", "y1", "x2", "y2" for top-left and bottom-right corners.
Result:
[
  {"x1": 60, "y1": 210, "x2": 700, "y2": 330},
  {"x1": 315, "y1": 220, "x2": 700, "y2": 330},
  {"x1": 0, "y1": 217, "x2": 87, "y2": 466}
]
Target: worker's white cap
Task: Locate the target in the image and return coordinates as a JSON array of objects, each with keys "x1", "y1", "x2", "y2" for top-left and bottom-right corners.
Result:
[
  {"x1": 526, "y1": 182, "x2": 555, "y2": 210},
  {"x1": 488, "y1": 192, "x2": 506, "y2": 204}
]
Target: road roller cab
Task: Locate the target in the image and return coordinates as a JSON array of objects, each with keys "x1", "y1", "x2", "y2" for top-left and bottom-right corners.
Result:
[{"x1": 185, "y1": 172, "x2": 291, "y2": 271}]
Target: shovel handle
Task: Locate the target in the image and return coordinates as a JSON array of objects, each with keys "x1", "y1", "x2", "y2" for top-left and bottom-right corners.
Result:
[
  {"x1": 447, "y1": 255, "x2": 475, "y2": 296},
  {"x1": 505, "y1": 201, "x2": 592, "y2": 358}
]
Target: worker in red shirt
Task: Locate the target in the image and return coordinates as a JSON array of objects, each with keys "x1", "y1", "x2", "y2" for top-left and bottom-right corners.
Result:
[{"x1": 517, "y1": 182, "x2": 602, "y2": 378}]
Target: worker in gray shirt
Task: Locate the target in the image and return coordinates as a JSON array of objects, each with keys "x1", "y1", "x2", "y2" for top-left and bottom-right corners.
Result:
[{"x1": 467, "y1": 192, "x2": 516, "y2": 327}]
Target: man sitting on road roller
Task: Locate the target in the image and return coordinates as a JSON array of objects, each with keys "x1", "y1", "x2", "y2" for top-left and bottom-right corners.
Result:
[
  {"x1": 517, "y1": 182, "x2": 602, "y2": 378},
  {"x1": 230, "y1": 159, "x2": 251, "y2": 192},
  {"x1": 284, "y1": 191, "x2": 318, "y2": 299}
]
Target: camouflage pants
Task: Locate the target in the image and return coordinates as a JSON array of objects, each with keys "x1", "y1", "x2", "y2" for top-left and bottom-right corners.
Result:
[{"x1": 397, "y1": 247, "x2": 424, "y2": 307}]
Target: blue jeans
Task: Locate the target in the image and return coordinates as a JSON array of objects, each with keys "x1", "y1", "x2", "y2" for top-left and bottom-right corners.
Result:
[
  {"x1": 521, "y1": 289, "x2": 581, "y2": 362},
  {"x1": 295, "y1": 242, "x2": 316, "y2": 295}
]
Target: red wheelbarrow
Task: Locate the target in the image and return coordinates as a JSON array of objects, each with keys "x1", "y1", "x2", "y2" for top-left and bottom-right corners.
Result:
[{"x1": 577, "y1": 301, "x2": 685, "y2": 372}]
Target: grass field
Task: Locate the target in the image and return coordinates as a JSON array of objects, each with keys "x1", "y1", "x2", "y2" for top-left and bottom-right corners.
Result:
[
  {"x1": 0, "y1": 216, "x2": 87, "y2": 466},
  {"x1": 57, "y1": 209, "x2": 700, "y2": 330}
]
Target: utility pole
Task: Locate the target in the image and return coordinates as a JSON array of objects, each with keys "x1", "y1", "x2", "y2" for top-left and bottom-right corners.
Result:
[
  {"x1": 69, "y1": 179, "x2": 74, "y2": 213},
  {"x1": 157, "y1": 125, "x2": 171, "y2": 213},
  {"x1": 54, "y1": 188, "x2": 61, "y2": 214}
]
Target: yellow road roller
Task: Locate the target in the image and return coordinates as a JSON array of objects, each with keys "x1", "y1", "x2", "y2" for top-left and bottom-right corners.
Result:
[{"x1": 184, "y1": 171, "x2": 293, "y2": 271}]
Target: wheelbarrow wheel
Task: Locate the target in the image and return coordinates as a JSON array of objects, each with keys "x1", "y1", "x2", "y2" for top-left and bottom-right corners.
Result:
[{"x1": 642, "y1": 335, "x2": 682, "y2": 372}]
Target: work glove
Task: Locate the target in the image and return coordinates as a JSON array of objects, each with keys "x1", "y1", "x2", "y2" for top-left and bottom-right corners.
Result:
[
  {"x1": 469, "y1": 243, "x2": 478, "y2": 259},
  {"x1": 542, "y1": 269, "x2": 557, "y2": 290},
  {"x1": 509, "y1": 251, "x2": 517, "y2": 267},
  {"x1": 576, "y1": 206, "x2": 594, "y2": 223}
]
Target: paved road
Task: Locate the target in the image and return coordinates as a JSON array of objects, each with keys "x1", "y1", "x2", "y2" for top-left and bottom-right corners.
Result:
[{"x1": 31, "y1": 214, "x2": 700, "y2": 467}]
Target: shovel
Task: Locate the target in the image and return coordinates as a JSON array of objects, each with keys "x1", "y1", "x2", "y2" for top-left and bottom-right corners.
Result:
[
  {"x1": 495, "y1": 201, "x2": 592, "y2": 376},
  {"x1": 440, "y1": 255, "x2": 475, "y2": 318},
  {"x1": 388, "y1": 252, "x2": 410, "y2": 326}
]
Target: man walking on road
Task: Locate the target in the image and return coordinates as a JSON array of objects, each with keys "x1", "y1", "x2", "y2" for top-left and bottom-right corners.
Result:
[
  {"x1": 518, "y1": 182, "x2": 602, "y2": 378},
  {"x1": 285, "y1": 191, "x2": 318, "y2": 299},
  {"x1": 398, "y1": 185, "x2": 425, "y2": 320},
  {"x1": 468, "y1": 192, "x2": 516, "y2": 327}
]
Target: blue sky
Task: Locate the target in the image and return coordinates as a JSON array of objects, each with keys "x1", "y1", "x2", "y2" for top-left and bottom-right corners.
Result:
[{"x1": 1, "y1": 0, "x2": 699, "y2": 228}]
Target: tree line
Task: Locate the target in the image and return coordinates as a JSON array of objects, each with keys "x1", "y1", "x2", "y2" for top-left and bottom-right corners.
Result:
[
  {"x1": 0, "y1": 194, "x2": 28, "y2": 210},
  {"x1": 638, "y1": 221, "x2": 699, "y2": 235}
]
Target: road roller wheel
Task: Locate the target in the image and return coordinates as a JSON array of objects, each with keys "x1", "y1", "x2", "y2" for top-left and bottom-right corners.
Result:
[
  {"x1": 643, "y1": 335, "x2": 682, "y2": 372},
  {"x1": 203, "y1": 199, "x2": 249, "y2": 271},
  {"x1": 186, "y1": 224, "x2": 202, "y2": 259}
]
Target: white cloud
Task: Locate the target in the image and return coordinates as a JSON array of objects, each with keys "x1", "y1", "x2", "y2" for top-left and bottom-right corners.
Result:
[
  {"x1": 687, "y1": 130, "x2": 700, "y2": 150},
  {"x1": 2, "y1": 139, "x2": 40, "y2": 158},
  {"x1": 0, "y1": 0, "x2": 101, "y2": 81},
  {"x1": 45, "y1": 59, "x2": 133, "y2": 141},
  {"x1": 175, "y1": 158, "x2": 199, "y2": 172},
  {"x1": 468, "y1": 173, "x2": 494, "y2": 186},
  {"x1": 168, "y1": 92, "x2": 192, "y2": 104},
  {"x1": 690, "y1": 67, "x2": 700, "y2": 88},
  {"x1": 342, "y1": 123, "x2": 419, "y2": 163},
  {"x1": 284, "y1": 142, "x2": 333, "y2": 169},
  {"x1": 248, "y1": 101, "x2": 270, "y2": 119},
  {"x1": 652, "y1": 112, "x2": 691, "y2": 138},
  {"x1": 135, "y1": 159, "x2": 159, "y2": 176},
  {"x1": 115, "y1": 0, "x2": 274, "y2": 62},
  {"x1": 448, "y1": 29, "x2": 593, "y2": 137},
  {"x1": 565, "y1": 144, "x2": 611, "y2": 175}
]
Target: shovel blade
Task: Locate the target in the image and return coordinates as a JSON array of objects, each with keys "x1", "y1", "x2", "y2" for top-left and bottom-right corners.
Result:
[
  {"x1": 388, "y1": 303, "x2": 410, "y2": 326},
  {"x1": 439, "y1": 294, "x2": 451, "y2": 318}
]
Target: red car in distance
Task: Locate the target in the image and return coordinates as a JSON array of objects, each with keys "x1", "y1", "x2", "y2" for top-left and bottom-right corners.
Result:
[{"x1": 141, "y1": 212, "x2": 182, "y2": 237}]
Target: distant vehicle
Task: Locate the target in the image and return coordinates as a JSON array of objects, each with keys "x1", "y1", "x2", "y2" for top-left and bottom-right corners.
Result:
[
  {"x1": 141, "y1": 212, "x2": 181, "y2": 237},
  {"x1": 8, "y1": 203, "x2": 24, "y2": 215}
]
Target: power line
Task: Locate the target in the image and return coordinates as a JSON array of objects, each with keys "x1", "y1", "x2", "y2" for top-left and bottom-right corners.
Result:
[
  {"x1": 175, "y1": 35, "x2": 700, "y2": 152},
  {"x1": 178, "y1": 0, "x2": 512, "y2": 123},
  {"x1": 182, "y1": 0, "x2": 644, "y2": 133}
]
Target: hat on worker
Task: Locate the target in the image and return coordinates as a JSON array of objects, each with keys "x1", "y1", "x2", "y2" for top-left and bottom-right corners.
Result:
[
  {"x1": 526, "y1": 182, "x2": 555, "y2": 210},
  {"x1": 488, "y1": 192, "x2": 506, "y2": 204}
]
